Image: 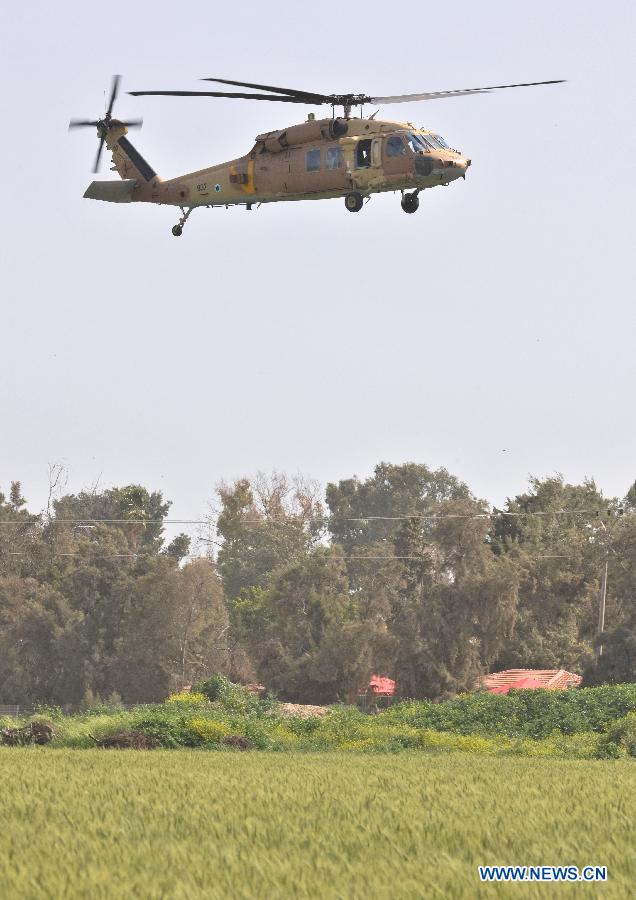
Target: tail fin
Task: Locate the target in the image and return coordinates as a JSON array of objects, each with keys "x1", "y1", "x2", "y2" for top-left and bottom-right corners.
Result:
[
  {"x1": 105, "y1": 123, "x2": 160, "y2": 185},
  {"x1": 87, "y1": 122, "x2": 188, "y2": 206}
]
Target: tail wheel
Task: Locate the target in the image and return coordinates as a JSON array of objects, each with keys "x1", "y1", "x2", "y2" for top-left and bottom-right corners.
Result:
[
  {"x1": 401, "y1": 193, "x2": 420, "y2": 214},
  {"x1": 345, "y1": 191, "x2": 364, "y2": 213}
]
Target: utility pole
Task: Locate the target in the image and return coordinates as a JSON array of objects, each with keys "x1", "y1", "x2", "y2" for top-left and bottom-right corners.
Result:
[{"x1": 596, "y1": 557, "x2": 608, "y2": 658}]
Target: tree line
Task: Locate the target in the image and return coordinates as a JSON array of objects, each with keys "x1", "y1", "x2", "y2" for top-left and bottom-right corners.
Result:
[{"x1": 1, "y1": 463, "x2": 634, "y2": 706}]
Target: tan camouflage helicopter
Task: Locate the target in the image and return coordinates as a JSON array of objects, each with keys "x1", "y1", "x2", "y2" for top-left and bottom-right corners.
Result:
[{"x1": 70, "y1": 75, "x2": 564, "y2": 237}]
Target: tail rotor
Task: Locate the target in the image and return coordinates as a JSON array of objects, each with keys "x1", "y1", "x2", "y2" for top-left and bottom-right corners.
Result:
[{"x1": 69, "y1": 75, "x2": 143, "y2": 172}]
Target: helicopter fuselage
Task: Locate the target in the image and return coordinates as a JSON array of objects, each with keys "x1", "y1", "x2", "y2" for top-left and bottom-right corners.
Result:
[{"x1": 97, "y1": 116, "x2": 470, "y2": 211}]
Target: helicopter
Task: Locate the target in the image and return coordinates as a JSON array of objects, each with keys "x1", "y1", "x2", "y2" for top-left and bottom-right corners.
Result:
[{"x1": 69, "y1": 75, "x2": 565, "y2": 237}]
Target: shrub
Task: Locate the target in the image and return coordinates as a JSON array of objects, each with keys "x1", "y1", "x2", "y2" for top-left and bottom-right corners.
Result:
[
  {"x1": 5, "y1": 683, "x2": 634, "y2": 756},
  {"x1": 188, "y1": 719, "x2": 232, "y2": 744},
  {"x1": 239, "y1": 719, "x2": 271, "y2": 750},
  {"x1": 418, "y1": 730, "x2": 502, "y2": 755},
  {"x1": 277, "y1": 715, "x2": 323, "y2": 737},
  {"x1": 597, "y1": 713, "x2": 636, "y2": 758},
  {"x1": 193, "y1": 675, "x2": 268, "y2": 715},
  {"x1": 337, "y1": 739, "x2": 379, "y2": 751},
  {"x1": 354, "y1": 724, "x2": 421, "y2": 750},
  {"x1": 97, "y1": 731, "x2": 159, "y2": 750},
  {"x1": 131, "y1": 713, "x2": 200, "y2": 748},
  {"x1": 193, "y1": 675, "x2": 233, "y2": 702},
  {"x1": 166, "y1": 692, "x2": 208, "y2": 706},
  {"x1": 380, "y1": 684, "x2": 636, "y2": 738},
  {"x1": 268, "y1": 725, "x2": 301, "y2": 750}
]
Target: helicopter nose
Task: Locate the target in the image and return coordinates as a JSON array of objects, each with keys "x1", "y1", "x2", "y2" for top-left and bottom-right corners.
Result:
[{"x1": 453, "y1": 157, "x2": 471, "y2": 178}]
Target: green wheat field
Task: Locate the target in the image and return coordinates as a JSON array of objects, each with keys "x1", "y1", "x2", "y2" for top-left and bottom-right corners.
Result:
[{"x1": 1, "y1": 750, "x2": 634, "y2": 899}]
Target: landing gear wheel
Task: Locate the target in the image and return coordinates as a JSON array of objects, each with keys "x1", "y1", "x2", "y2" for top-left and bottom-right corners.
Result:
[
  {"x1": 172, "y1": 206, "x2": 193, "y2": 236},
  {"x1": 401, "y1": 193, "x2": 420, "y2": 214},
  {"x1": 345, "y1": 191, "x2": 364, "y2": 213}
]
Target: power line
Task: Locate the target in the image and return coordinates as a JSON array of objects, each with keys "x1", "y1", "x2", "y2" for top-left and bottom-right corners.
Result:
[
  {"x1": 0, "y1": 508, "x2": 625, "y2": 526},
  {"x1": 5, "y1": 551, "x2": 572, "y2": 562},
  {"x1": 7, "y1": 552, "x2": 212, "y2": 560},
  {"x1": 0, "y1": 519, "x2": 208, "y2": 525}
]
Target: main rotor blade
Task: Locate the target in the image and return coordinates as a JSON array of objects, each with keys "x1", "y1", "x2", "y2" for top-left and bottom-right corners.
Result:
[
  {"x1": 106, "y1": 74, "x2": 121, "y2": 116},
  {"x1": 93, "y1": 135, "x2": 106, "y2": 173},
  {"x1": 201, "y1": 77, "x2": 331, "y2": 101},
  {"x1": 371, "y1": 79, "x2": 566, "y2": 104},
  {"x1": 69, "y1": 119, "x2": 100, "y2": 129},
  {"x1": 128, "y1": 89, "x2": 324, "y2": 103}
]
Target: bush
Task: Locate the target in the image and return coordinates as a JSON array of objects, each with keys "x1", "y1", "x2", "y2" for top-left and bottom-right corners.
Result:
[
  {"x1": 165, "y1": 692, "x2": 208, "y2": 706},
  {"x1": 597, "y1": 713, "x2": 636, "y2": 758},
  {"x1": 128, "y1": 708, "x2": 202, "y2": 748},
  {"x1": 193, "y1": 675, "x2": 268, "y2": 715},
  {"x1": 188, "y1": 718, "x2": 232, "y2": 744},
  {"x1": 380, "y1": 684, "x2": 636, "y2": 738},
  {"x1": 268, "y1": 725, "x2": 302, "y2": 750},
  {"x1": 4, "y1": 683, "x2": 634, "y2": 757},
  {"x1": 193, "y1": 675, "x2": 234, "y2": 702}
]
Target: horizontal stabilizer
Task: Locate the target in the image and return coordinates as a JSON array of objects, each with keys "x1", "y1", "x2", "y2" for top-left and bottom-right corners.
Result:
[{"x1": 83, "y1": 179, "x2": 137, "y2": 202}]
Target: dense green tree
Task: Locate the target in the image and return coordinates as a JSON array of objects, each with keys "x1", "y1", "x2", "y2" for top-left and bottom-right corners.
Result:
[
  {"x1": 0, "y1": 576, "x2": 78, "y2": 704},
  {"x1": 584, "y1": 511, "x2": 636, "y2": 684},
  {"x1": 0, "y1": 481, "x2": 41, "y2": 578},
  {"x1": 390, "y1": 502, "x2": 519, "y2": 699},
  {"x1": 53, "y1": 485, "x2": 170, "y2": 553},
  {"x1": 106, "y1": 557, "x2": 229, "y2": 702},
  {"x1": 0, "y1": 467, "x2": 633, "y2": 707},
  {"x1": 174, "y1": 558, "x2": 229, "y2": 687},
  {"x1": 163, "y1": 533, "x2": 191, "y2": 561},
  {"x1": 216, "y1": 472, "x2": 324, "y2": 600},
  {"x1": 326, "y1": 462, "x2": 471, "y2": 551},
  {"x1": 252, "y1": 549, "x2": 387, "y2": 703},
  {"x1": 491, "y1": 476, "x2": 611, "y2": 672}
]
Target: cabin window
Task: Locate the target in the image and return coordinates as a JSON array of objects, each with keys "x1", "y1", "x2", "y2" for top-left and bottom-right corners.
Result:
[
  {"x1": 356, "y1": 139, "x2": 372, "y2": 168},
  {"x1": 305, "y1": 149, "x2": 321, "y2": 172},
  {"x1": 386, "y1": 135, "x2": 406, "y2": 157},
  {"x1": 325, "y1": 146, "x2": 343, "y2": 170}
]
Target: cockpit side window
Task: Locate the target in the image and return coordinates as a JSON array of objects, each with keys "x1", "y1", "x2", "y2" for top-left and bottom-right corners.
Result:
[
  {"x1": 386, "y1": 135, "x2": 406, "y2": 157},
  {"x1": 356, "y1": 139, "x2": 372, "y2": 168}
]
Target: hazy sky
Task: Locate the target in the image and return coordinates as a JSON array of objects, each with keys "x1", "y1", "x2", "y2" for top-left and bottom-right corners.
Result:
[{"x1": 1, "y1": 1, "x2": 634, "y2": 546}]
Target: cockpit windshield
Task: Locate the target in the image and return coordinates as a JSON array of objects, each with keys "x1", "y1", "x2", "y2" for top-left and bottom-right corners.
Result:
[
  {"x1": 405, "y1": 132, "x2": 451, "y2": 153},
  {"x1": 405, "y1": 134, "x2": 424, "y2": 153},
  {"x1": 404, "y1": 133, "x2": 428, "y2": 153},
  {"x1": 422, "y1": 133, "x2": 450, "y2": 150}
]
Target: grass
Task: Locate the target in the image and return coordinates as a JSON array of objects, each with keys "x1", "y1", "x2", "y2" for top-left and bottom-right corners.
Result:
[{"x1": 0, "y1": 749, "x2": 634, "y2": 899}]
